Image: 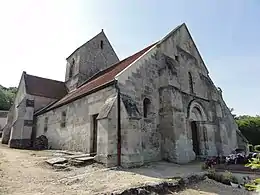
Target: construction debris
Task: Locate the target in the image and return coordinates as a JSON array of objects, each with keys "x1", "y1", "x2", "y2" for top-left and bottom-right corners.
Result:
[
  {"x1": 46, "y1": 157, "x2": 67, "y2": 165},
  {"x1": 46, "y1": 150, "x2": 95, "y2": 169},
  {"x1": 34, "y1": 135, "x2": 48, "y2": 150}
]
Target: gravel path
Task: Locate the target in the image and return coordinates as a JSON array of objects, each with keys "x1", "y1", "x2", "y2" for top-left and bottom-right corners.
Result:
[
  {"x1": 0, "y1": 144, "x2": 164, "y2": 194},
  {"x1": 0, "y1": 144, "x2": 255, "y2": 195}
]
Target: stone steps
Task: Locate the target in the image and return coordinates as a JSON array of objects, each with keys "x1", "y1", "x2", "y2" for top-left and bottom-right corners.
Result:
[{"x1": 46, "y1": 150, "x2": 96, "y2": 168}]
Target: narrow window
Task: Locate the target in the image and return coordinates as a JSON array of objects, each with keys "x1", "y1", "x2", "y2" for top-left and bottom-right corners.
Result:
[
  {"x1": 175, "y1": 55, "x2": 179, "y2": 62},
  {"x1": 91, "y1": 114, "x2": 98, "y2": 154},
  {"x1": 100, "y1": 40, "x2": 103, "y2": 49},
  {"x1": 189, "y1": 72, "x2": 194, "y2": 93},
  {"x1": 143, "y1": 98, "x2": 151, "y2": 118},
  {"x1": 44, "y1": 117, "x2": 48, "y2": 132},
  {"x1": 69, "y1": 59, "x2": 75, "y2": 78},
  {"x1": 61, "y1": 111, "x2": 66, "y2": 128}
]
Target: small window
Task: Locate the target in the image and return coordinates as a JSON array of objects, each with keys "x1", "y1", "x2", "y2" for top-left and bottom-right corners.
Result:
[
  {"x1": 143, "y1": 98, "x2": 151, "y2": 118},
  {"x1": 100, "y1": 40, "x2": 103, "y2": 49},
  {"x1": 44, "y1": 117, "x2": 48, "y2": 132},
  {"x1": 61, "y1": 111, "x2": 66, "y2": 128},
  {"x1": 69, "y1": 59, "x2": 75, "y2": 78},
  {"x1": 188, "y1": 72, "x2": 194, "y2": 93},
  {"x1": 175, "y1": 55, "x2": 179, "y2": 62}
]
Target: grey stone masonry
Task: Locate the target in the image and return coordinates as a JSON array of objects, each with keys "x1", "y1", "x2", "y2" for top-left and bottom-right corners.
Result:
[
  {"x1": 65, "y1": 30, "x2": 119, "y2": 91},
  {"x1": 5, "y1": 23, "x2": 246, "y2": 169},
  {"x1": 115, "y1": 23, "x2": 240, "y2": 167}
]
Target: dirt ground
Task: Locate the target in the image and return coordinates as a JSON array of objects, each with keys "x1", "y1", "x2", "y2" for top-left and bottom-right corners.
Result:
[
  {"x1": 0, "y1": 144, "x2": 254, "y2": 195},
  {"x1": 171, "y1": 178, "x2": 252, "y2": 195}
]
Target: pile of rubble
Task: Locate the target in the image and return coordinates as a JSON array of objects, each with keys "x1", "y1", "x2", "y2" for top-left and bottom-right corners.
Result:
[
  {"x1": 34, "y1": 135, "x2": 48, "y2": 150},
  {"x1": 45, "y1": 150, "x2": 95, "y2": 170}
]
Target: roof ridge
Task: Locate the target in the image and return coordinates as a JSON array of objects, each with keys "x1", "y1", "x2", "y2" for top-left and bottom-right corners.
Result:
[
  {"x1": 66, "y1": 30, "x2": 104, "y2": 60},
  {"x1": 25, "y1": 73, "x2": 64, "y2": 84},
  {"x1": 78, "y1": 46, "x2": 150, "y2": 87},
  {"x1": 158, "y1": 23, "x2": 184, "y2": 44},
  {"x1": 40, "y1": 42, "x2": 156, "y2": 113}
]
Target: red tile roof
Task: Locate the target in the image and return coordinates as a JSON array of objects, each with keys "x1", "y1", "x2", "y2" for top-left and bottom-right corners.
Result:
[
  {"x1": 46, "y1": 42, "x2": 157, "y2": 111},
  {"x1": 24, "y1": 74, "x2": 67, "y2": 99}
]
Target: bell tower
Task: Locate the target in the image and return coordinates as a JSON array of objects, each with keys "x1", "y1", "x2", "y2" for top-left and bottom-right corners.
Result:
[{"x1": 65, "y1": 30, "x2": 119, "y2": 91}]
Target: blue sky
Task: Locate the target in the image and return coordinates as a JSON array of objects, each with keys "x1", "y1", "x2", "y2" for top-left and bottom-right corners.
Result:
[{"x1": 0, "y1": 0, "x2": 259, "y2": 116}]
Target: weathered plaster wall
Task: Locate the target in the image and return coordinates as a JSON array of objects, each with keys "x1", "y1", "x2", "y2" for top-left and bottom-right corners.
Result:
[
  {"x1": 116, "y1": 46, "x2": 161, "y2": 167},
  {"x1": 9, "y1": 94, "x2": 35, "y2": 148},
  {"x1": 96, "y1": 95, "x2": 118, "y2": 167},
  {"x1": 13, "y1": 74, "x2": 27, "y2": 122},
  {"x1": 4, "y1": 72, "x2": 60, "y2": 148},
  {"x1": 1, "y1": 105, "x2": 15, "y2": 144},
  {"x1": 159, "y1": 24, "x2": 238, "y2": 160},
  {"x1": 218, "y1": 97, "x2": 240, "y2": 155},
  {"x1": 65, "y1": 31, "x2": 119, "y2": 91},
  {"x1": 8, "y1": 73, "x2": 29, "y2": 148},
  {"x1": 116, "y1": 24, "x2": 238, "y2": 166},
  {"x1": 0, "y1": 117, "x2": 7, "y2": 130},
  {"x1": 36, "y1": 86, "x2": 117, "y2": 154}
]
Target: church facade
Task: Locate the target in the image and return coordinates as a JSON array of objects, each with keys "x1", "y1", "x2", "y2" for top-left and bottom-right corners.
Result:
[{"x1": 2, "y1": 24, "x2": 247, "y2": 167}]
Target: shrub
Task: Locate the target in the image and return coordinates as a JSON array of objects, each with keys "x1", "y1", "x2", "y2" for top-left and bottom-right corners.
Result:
[
  {"x1": 245, "y1": 156, "x2": 260, "y2": 192},
  {"x1": 201, "y1": 163, "x2": 208, "y2": 170},
  {"x1": 203, "y1": 157, "x2": 218, "y2": 169}
]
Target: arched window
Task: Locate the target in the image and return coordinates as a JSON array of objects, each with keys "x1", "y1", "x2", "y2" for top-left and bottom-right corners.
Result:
[
  {"x1": 188, "y1": 72, "x2": 194, "y2": 93},
  {"x1": 143, "y1": 98, "x2": 151, "y2": 118},
  {"x1": 69, "y1": 59, "x2": 75, "y2": 78}
]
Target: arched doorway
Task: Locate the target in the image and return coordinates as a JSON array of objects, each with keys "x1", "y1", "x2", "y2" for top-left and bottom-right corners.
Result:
[{"x1": 188, "y1": 101, "x2": 207, "y2": 157}]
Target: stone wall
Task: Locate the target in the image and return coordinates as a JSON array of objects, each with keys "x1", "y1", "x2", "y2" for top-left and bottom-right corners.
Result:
[
  {"x1": 4, "y1": 72, "x2": 60, "y2": 148},
  {"x1": 96, "y1": 95, "x2": 118, "y2": 167},
  {"x1": 158, "y1": 25, "x2": 238, "y2": 161},
  {"x1": 8, "y1": 73, "x2": 28, "y2": 148},
  {"x1": 0, "y1": 117, "x2": 7, "y2": 130},
  {"x1": 1, "y1": 105, "x2": 14, "y2": 144},
  {"x1": 115, "y1": 24, "x2": 238, "y2": 166},
  {"x1": 65, "y1": 31, "x2": 119, "y2": 91},
  {"x1": 35, "y1": 86, "x2": 117, "y2": 154},
  {"x1": 116, "y1": 46, "x2": 161, "y2": 167}
]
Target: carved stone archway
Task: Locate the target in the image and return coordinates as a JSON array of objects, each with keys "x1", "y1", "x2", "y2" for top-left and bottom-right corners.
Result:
[
  {"x1": 188, "y1": 101, "x2": 208, "y2": 156},
  {"x1": 188, "y1": 101, "x2": 207, "y2": 122}
]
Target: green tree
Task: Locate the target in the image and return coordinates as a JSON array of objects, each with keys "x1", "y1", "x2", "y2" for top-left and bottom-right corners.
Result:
[
  {"x1": 236, "y1": 115, "x2": 260, "y2": 145},
  {"x1": 0, "y1": 85, "x2": 17, "y2": 110}
]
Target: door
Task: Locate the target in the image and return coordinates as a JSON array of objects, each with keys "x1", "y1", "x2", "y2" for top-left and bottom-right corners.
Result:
[
  {"x1": 92, "y1": 114, "x2": 98, "y2": 154},
  {"x1": 191, "y1": 121, "x2": 200, "y2": 155}
]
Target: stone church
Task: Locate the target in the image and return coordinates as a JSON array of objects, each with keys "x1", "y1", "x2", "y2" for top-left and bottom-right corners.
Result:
[{"x1": 2, "y1": 23, "x2": 247, "y2": 167}]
